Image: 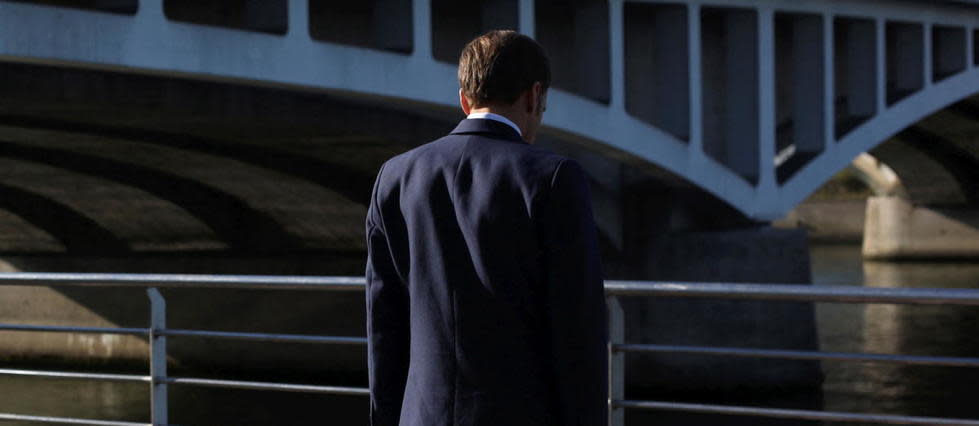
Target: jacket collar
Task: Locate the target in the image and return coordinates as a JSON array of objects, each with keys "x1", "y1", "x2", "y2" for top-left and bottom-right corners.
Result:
[{"x1": 449, "y1": 118, "x2": 527, "y2": 144}]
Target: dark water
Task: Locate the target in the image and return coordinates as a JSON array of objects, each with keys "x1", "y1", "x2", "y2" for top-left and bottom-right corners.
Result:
[
  {"x1": 811, "y1": 245, "x2": 979, "y2": 424},
  {"x1": 1, "y1": 245, "x2": 978, "y2": 425}
]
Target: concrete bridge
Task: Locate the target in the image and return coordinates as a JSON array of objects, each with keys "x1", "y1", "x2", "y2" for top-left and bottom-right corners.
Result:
[
  {"x1": 0, "y1": 0, "x2": 974, "y2": 266},
  {"x1": 0, "y1": 0, "x2": 977, "y2": 397}
]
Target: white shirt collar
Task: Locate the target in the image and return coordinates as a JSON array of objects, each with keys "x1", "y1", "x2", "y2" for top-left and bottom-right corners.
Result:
[{"x1": 466, "y1": 112, "x2": 522, "y2": 137}]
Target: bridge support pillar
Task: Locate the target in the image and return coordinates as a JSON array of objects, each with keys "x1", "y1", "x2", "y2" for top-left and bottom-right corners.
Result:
[
  {"x1": 591, "y1": 178, "x2": 822, "y2": 401},
  {"x1": 864, "y1": 196, "x2": 979, "y2": 259},
  {"x1": 617, "y1": 226, "x2": 821, "y2": 395}
]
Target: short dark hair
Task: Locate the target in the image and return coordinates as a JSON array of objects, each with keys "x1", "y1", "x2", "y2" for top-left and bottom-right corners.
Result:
[{"x1": 458, "y1": 30, "x2": 551, "y2": 107}]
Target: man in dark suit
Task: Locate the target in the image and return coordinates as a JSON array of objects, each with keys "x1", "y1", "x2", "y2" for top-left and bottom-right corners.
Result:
[{"x1": 365, "y1": 30, "x2": 607, "y2": 426}]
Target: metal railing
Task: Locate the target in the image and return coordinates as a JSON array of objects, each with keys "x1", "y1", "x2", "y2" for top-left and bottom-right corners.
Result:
[
  {"x1": 0, "y1": 274, "x2": 978, "y2": 425},
  {"x1": 0, "y1": 273, "x2": 369, "y2": 426},
  {"x1": 605, "y1": 281, "x2": 979, "y2": 426}
]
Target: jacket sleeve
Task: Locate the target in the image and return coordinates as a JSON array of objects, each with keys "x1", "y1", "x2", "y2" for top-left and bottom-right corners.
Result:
[
  {"x1": 540, "y1": 159, "x2": 609, "y2": 425},
  {"x1": 365, "y1": 164, "x2": 410, "y2": 426}
]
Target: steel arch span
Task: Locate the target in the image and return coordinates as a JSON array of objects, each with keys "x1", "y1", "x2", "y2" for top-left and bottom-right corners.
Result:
[{"x1": 1, "y1": 0, "x2": 979, "y2": 220}]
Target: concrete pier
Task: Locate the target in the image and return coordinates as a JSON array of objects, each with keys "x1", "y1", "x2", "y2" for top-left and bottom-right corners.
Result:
[
  {"x1": 775, "y1": 199, "x2": 866, "y2": 244},
  {"x1": 863, "y1": 196, "x2": 979, "y2": 260},
  {"x1": 547, "y1": 143, "x2": 824, "y2": 395},
  {"x1": 621, "y1": 226, "x2": 822, "y2": 393}
]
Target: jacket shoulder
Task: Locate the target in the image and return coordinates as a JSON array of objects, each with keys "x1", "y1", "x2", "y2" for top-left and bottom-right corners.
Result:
[
  {"x1": 385, "y1": 132, "x2": 568, "y2": 170},
  {"x1": 374, "y1": 133, "x2": 585, "y2": 202}
]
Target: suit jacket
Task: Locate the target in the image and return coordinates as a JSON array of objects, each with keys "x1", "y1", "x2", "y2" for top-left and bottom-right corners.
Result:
[{"x1": 365, "y1": 118, "x2": 608, "y2": 426}]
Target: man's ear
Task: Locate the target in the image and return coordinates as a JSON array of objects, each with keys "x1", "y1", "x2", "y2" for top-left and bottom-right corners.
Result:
[
  {"x1": 528, "y1": 82, "x2": 545, "y2": 115},
  {"x1": 460, "y1": 89, "x2": 473, "y2": 115},
  {"x1": 525, "y1": 83, "x2": 540, "y2": 115}
]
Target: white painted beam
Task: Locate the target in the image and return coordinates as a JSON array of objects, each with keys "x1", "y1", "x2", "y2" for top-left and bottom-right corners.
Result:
[
  {"x1": 924, "y1": 22, "x2": 934, "y2": 86},
  {"x1": 688, "y1": 2, "x2": 704, "y2": 165},
  {"x1": 609, "y1": 0, "x2": 625, "y2": 112},
  {"x1": 823, "y1": 13, "x2": 835, "y2": 149},
  {"x1": 287, "y1": 0, "x2": 310, "y2": 42},
  {"x1": 412, "y1": 0, "x2": 432, "y2": 59},
  {"x1": 519, "y1": 0, "x2": 535, "y2": 38},
  {"x1": 877, "y1": 18, "x2": 888, "y2": 113},
  {"x1": 757, "y1": 7, "x2": 777, "y2": 214}
]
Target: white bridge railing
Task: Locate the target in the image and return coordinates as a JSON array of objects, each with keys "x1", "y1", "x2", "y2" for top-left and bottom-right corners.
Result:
[{"x1": 0, "y1": 273, "x2": 978, "y2": 425}]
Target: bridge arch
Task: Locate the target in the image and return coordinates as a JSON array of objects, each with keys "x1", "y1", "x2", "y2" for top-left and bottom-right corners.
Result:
[
  {"x1": 0, "y1": 180, "x2": 129, "y2": 253},
  {"x1": 779, "y1": 70, "x2": 979, "y2": 213},
  {"x1": 0, "y1": 0, "x2": 977, "y2": 223}
]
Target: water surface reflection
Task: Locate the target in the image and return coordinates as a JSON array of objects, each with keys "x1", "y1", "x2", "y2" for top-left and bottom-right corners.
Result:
[{"x1": 815, "y1": 245, "x2": 979, "y2": 424}]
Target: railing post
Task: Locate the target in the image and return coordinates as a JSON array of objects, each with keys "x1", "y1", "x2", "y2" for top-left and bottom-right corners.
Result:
[
  {"x1": 607, "y1": 295, "x2": 625, "y2": 426},
  {"x1": 147, "y1": 288, "x2": 168, "y2": 426}
]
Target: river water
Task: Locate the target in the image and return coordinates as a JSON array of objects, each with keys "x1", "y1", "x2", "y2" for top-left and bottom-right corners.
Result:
[
  {"x1": 809, "y1": 245, "x2": 979, "y2": 424},
  {"x1": 0, "y1": 244, "x2": 977, "y2": 425}
]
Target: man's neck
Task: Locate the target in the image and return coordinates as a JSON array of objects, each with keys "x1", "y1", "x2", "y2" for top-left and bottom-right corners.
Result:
[
  {"x1": 468, "y1": 111, "x2": 522, "y2": 137},
  {"x1": 468, "y1": 107, "x2": 526, "y2": 137}
]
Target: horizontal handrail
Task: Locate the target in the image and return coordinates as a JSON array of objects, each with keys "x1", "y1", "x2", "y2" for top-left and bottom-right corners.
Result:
[
  {"x1": 0, "y1": 366, "x2": 368, "y2": 395},
  {"x1": 163, "y1": 377, "x2": 370, "y2": 396},
  {"x1": 614, "y1": 343, "x2": 979, "y2": 368},
  {"x1": 614, "y1": 400, "x2": 979, "y2": 425},
  {"x1": 3, "y1": 273, "x2": 979, "y2": 306},
  {"x1": 160, "y1": 329, "x2": 367, "y2": 345},
  {"x1": 0, "y1": 324, "x2": 149, "y2": 335},
  {"x1": 0, "y1": 273, "x2": 365, "y2": 291},
  {"x1": 0, "y1": 324, "x2": 367, "y2": 345},
  {"x1": 0, "y1": 413, "x2": 147, "y2": 426},
  {"x1": 0, "y1": 368, "x2": 150, "y2": 383},
  {"x1": 604, "y1": 280, "x2": 979, "y2": 305}
]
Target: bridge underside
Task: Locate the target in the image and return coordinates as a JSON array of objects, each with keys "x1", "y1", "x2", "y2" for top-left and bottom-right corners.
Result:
[
  {"x1": 872, "y1": 95, "x2": 979, "y2": 206},
  {"x1": 0, "y1": 61, "x2": 747, "y2": 276},
  {"x1": 0, "y1": 61, "x2": 447, "y2": 270}
]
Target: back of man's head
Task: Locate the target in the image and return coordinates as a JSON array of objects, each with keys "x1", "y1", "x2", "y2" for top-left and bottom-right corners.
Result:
[{"x1": 458, "y1": 30, "x2": 550, "y2": 108}]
